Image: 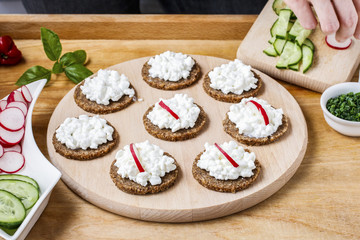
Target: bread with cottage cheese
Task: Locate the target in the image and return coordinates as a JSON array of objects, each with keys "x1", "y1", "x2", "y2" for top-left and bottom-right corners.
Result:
[
  {"x1": 192, "y1": 149, "x2": 261, "y2": 193},
  {"x1": 109, "y1": 152, "x2": 179, "y2": 195},
  {"x1": 203, "y1": 70, "x2": 263, "y2": 103}
]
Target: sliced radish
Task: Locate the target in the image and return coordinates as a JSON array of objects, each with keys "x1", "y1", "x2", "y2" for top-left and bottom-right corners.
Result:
[
  {"x1": 0, "y1": 126, "x2": 25, "y2": 146},
  {"x1": 246, "y1": 100, "x2": 270, "y2": 125},
  {"x1": 7, "y1": 90, "x2": 27, "y2": 106},
  {"x1": 21, "y1": 85, "x2": 33, "y2": 103},
  {"x1": 3, "y1": 144, "x2": 21, "y2": 153},
  {"x1": 0, "y1": 107, "x2": 25, "y2": 131},
  {"x1": 214, "y1": 143, "x2": 239, "y2": 168},
  {"x1": 6, "y1": 101, "x2": 28, "y2": 116},
  {"x1": 0, "y1": 138, "x2": 12, "y2": 148},
  {"x1": 0, "y1": 100, "x2": 7, "y2": 111},
  {"x1": 0, "y1": 151, "x2": 25, "y2": 173},
  {"x1": 0, "y1": 144, "x2": 3, "y2": 158},
  {"x1": 130, "y1": 143, "x2": 145, "y2": 173},
  {"x1": 158, "y1": 100, "x2": 180, "y2": 120},
  {"x1": 325, "y1": 33, "x2": 352, "y2": 50}
]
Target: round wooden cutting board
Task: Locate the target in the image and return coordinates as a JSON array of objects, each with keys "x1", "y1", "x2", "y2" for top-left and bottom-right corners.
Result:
[{"x1": 47, "y1": 55, "x2": 307, "y2": 222}]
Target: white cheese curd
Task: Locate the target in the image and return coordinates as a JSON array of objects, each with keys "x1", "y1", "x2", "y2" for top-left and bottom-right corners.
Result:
[
  {"x1": 80, "y1": 69, "x2": 135, "y2": 105},
  {"x1": 197, "y1": 141, "x2": 256, "y2": 180},
  {"x1": 228, "y1": 97, "x2": 283, "y2": 138},
  {"x1": 55, "y1": 115, "x2": 114, "y2": 150},
  {"x1": 208, "y1": 59, "x2": 258, "y2": 95},
  {"x1": 147, "y1": 93, "x2": 200, "y2": 132},
  {"x1": 147, "y1": 51, "x2": 195, "y2": 82},
  {"x1": 114, "y1": 140, "x2": 177, "y2": 186}
]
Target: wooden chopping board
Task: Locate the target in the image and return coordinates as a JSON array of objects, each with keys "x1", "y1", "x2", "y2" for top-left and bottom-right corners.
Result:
[
  {"x1": 46, "y1": 55, "x2": 307, "y2": 222},
  {"x1": 237, "y1": 0, "x2": 360, "y2": 93}
]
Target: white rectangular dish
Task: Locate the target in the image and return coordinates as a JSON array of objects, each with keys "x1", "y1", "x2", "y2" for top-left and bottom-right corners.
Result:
[{"x1": 0, "y1": 79, "x2": 61, "y2": 240}]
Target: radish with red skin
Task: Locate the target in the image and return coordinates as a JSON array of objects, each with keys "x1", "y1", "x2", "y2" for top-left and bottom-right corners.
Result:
[
  {"x1": 0, "y1": 151, "x2": 25, "y2": 173},
  {"x1": 7, "y1": 90, "x2": 27, "y2": 106},
  {"x1": 6, "y1": 101, "x2": 28, "y2": 116},
  {"x1": 21, "y1": 85, "x2": 33, "y2": 103},
  {"x1": 0, "y1": 138, "x2": 12, "y2": 147},
  {"x1": 0, "y1": 126, "x2": 25, "y2": 146},
  {"x1": 325, "y1": 33, "x2": 352, "y2": 50},
  {"x1": 0, "y1": 107, "x2": 25, "y2": 131},
  {"x1": 0, "y1": 100, "x2": 7, "y2": 111},
  {"x1": 158, "y1": 100, "x2": 180, "y2": 120},
  {"x1": 0, "y1": 144, "x2": 3, "y2": 158},
  {"x1": 246, "y1": 100, "x2": 270, "y2": 126},
  {"x1": 3, "y1": 143, "x2": 21, "y2": 153}
]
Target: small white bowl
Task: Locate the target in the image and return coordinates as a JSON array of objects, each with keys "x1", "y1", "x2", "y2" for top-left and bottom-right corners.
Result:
[
  {"x1": 320, "y1": 82, "x2": 360, "y2": 137},
  {"x1": 0, "y1": 79, "x2": 61, "y2": 240}
]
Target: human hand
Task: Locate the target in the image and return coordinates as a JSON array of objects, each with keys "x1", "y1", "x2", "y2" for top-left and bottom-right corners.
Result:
[{"x1": 284, "y1": 0, "x2": 360, "y2": 42}]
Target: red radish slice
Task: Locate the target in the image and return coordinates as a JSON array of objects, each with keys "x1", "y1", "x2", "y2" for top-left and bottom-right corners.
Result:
[
  {"x1": 130, "y1": 143, "x2": 145, "y2": 173},
  {"x1": 214, "y1": 143, "x2": 239, "y2": 168},
  {"x1": 7, "y1": 91, "x2": 27, "y2": 105},
  {"x1": 246, "y1": 100, "x2": 269, "y2": 125},
  {"x1": 6, "y1": 101, "x2": 28, "y2": 116},
  {"x1": 0, "y1": 100, "x2": 8, "y2": 111},
  {"x1": 0, "y1": 138, "x2": 12, "y2": 148},
  {"x1": 0, "y1": 144, "x2": 3, "y2": 158},
  {"x1": 158, "y1": 100, "x2": 179, "y2": 120},
  {"x1": 0, "y1": 107, "x2": 25, "y2": 131},
  {"x1": 0, "y1": 126, "x2": 25, "y2": 146},
  {"x1": 4, "y1": 144, "x2": 21, "y2": 153},
  {"x1": 325, "y1": 33, "x2": 352, "y2": 50},
  {"x1": 0, "y1": 151, "x2": 25, "y2": 173},
  {"x1": 21, "y1": 85, "x2": 32, "y2": 103}
]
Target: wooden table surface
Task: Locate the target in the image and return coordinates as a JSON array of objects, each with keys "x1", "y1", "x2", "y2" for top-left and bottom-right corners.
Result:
[{"x1": 0, "y1": 15, "x2": 359, "y2": 240}]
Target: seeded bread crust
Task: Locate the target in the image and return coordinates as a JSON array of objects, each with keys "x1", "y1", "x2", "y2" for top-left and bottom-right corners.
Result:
[
  {"x1": 74, "y1": 81, "x2": 135, "y2": 114},
  {"x1": 223, "y1": 114, "x2": 289, "y2": 146},
  {"x1": 52, "y1": 122, "x2": 119, "y2": 160},
  {"x1": 143, "y1": 104, "x2": 207, "y2": 141},
  {"x1": 192, "y1": 150, "x2": 261, "y2": 193},
  {"x1": 141, "y1": 60, "x2": 201, "y2": 90},
  {"x1": 203, "y1": 70, "x2": 263, "y2": 103},
  {"x1": 109, "y1": 153, "x2": 179, "y2": 195}
]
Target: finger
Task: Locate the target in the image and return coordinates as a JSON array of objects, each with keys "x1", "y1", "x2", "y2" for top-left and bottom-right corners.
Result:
[
  {"x1": 310, "y1": 0, "x2": 339, "y2": 34},
  {"x1": 284, "y1": 0, "x2": 317, "y2": 29},
  {"x1": 354, "y1": 0, "x2": 360, "y2": 39},
  {"x1": 332, "y1": 0, "x2": 358, "y2": 42}
]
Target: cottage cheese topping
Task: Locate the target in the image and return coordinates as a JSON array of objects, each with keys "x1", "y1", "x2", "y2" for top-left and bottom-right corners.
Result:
[
  {"x1": 197, "y1": 141, "x2": 256, "y2": 180},
  {"x1": 147, "y1": 93, "x2": 200, "y2": 132},
  {"x1": 228, "y1": 97, "x2": 283, "y2": 138},
  {"x1": 147, "y1": 51, "x2": 195, "y2": 82},
  {"x1": 55, "y1": 115, "x2": 114, "y2": 150},
  {"x1": 114, "y1": 140, "x2": 177, "y2": 186},
  {"x1": 208, "y1": 59, "x2": 258, "y2": 95},
  {"x1": 80, "y1": 69, "x2": 135, "y2": 105}
]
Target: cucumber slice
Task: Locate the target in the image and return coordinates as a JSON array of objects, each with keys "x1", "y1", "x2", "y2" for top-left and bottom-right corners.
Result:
[
  {"x1": 276, "y1": 41, "x2": 302, "y2": 69},
  {"x1": 0, "y1": 175, "x2": 39, "y2": 191},
  {"x1": 302, "y1": 45, "x2": 313, "y2": 73},
  {"x1": 288, "y1": 20, "x2": 312, "y2": 45},
  {"x1": 276, "y1": 9, "x2": 292, "y2": 39},
  {"x1": 289, "y1": 62, "x2": 300, "y2": 71},
  {"x1": 303, "y1": 38, "x2": 315, "y2": 51},
  {"x1": 0, "y1": 190, "x2": 26, "y2": 229},
  {"x1": 263, "y1": 45, "x2": 278, "y2": 57},
  {"x1": 0, "y1": 180, "x2": 39, "y2": 210},
  {"x1": 287, "y1": 22, "x2": 294, "y2": 32},
  {"x1": 272, "y1": 0, "x2": 287, "y2": 15},
  {"x1": 268, "y1": 36, "x2": 276, "y2": 44},
  {"x1": 273, "y1": 38, "x2": 287, "y2": 55}
]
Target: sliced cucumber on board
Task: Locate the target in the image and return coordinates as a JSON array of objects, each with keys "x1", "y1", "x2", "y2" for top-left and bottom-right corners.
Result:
[
  {"x1": 275, "y1": 9, "x2": 292, "y2": 39},
  {"x1": 302, "y1": 45, "x2": 314, "y2": 73},
  {"x1": 0, "y1": 180, "x2": 39, "y2": 210},
  {"x1": 288, "y1": 20, "x2": 312, "y2": 45},
  {"x1": 0, "y1": 190, "x2": 26, "y2": 229},
  {"x1": 272, "y1": 0, "x2": 287, "y2": 15},
  {"x1": 276, "y1": 41, "x2": 302, "y2": 69},
  {"x1": 303, "y1": 38, "x2": 315, "y2": 51},
  {"x1": 273, "y1": 38, "x2": 287, "y2": 55},
  {"x1": 289, "y1": 62, "x2": 300, "y2": 71},
  {"x1": 263, "y1": 45, "x2": 278, "y2": 57}
]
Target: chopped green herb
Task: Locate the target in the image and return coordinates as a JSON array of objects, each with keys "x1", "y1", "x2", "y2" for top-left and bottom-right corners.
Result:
[{"x1": 326, "y1": 92, "x2": 360, "y2": 122}]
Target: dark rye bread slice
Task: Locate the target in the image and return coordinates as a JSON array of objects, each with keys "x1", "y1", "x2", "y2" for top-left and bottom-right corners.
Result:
[
  {"x1": 74, "y1": 81, "x2": 135, "y2": 114},
  {"x1": 109, "y1": 153, "x2": 179, "y2": 195},
  {"x1": 143, "y1": 104, "x2": 207, "y2": 141},
  {"x1": 223, "y1": 114, "x2": 289, "y2": 146},
  {"x1": 52, "y1": 122, "x2": 119, "y2": 160},
  {"x1": 203, "y1": 70, "x2": 262, "y2": 103},
  {"x1": 192, "y1": 150, "x2": 261, "y2": 193},
  {"x1": 141, "y1": 60, "x2": 201, "y2": 90}
]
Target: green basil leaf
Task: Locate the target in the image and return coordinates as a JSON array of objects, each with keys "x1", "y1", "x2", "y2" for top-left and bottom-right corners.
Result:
[
  {"x1": 60, "y1": 50, "x2": 87, "y2": 67},
  {"x1": 41, "y1": 27, "x2": 62, "y2": 61},
  {"x1": 52, "y1": 61, "x2": 64, "y2": 74},
  {"x1": 64, "y1": 64, "x2": 93, "y2": 84},
  {"x1": 16, "y1": 65, "x2": 52, "y2": 86}
]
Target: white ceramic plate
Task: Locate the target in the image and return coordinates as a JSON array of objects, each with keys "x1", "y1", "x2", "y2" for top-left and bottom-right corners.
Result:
[{"x1": 0, "y1": 79, "x2": 61, "y2": 240}]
